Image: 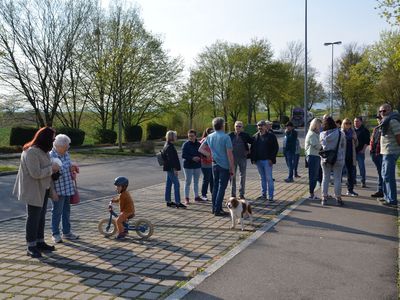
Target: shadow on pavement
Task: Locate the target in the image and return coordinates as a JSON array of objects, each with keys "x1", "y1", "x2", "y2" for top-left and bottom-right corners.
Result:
[
  {"x1": 284, "y1": 215, "x2": 398, "y2": 242},
  {"x1": 41, "y1": 238, "x2": 182, "y2": 297},
  {"x1": 303, "y1": 198, "x2": 398, "y2": 216},
  {"x1": 183, "y1": 290, "x2": 224, "y2": 300}
]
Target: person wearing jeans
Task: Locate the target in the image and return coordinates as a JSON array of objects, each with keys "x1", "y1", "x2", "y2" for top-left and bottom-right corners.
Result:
[
  {"x1": 305, "y1": 118, "x2": 322, "y2": 199},
  {"x1": 378, "y1": 104, "x2": 400, "y2": 206},
  {"x1": 354, "y1": 117, "x2": 370, "y2": 187},
  {"x1": 50, "y1": 134, "x2": 80, "y2": 244},
  {"x1": 200, "y1": 128, "x2": 214, "y2": 201},
  {"x1": 342, "y1": 118, "x2": 359, "y2": 197},
  {"x1": 228, "y1": 121, "x2": 253, "y2": 199},
  {"x1": 320, "y1": 117, "x2": 347, "y2": 206},
  {"x1": 255, "y1": 160, "x2": 274, "y2": 200},
  {"x1": 182, "y1": 129, "x2": 202, "y2": 204},
  {"x1": 199, "y1": 117, "x2": 234, "y2": 216},
  {"x1": 165, "y1": 170, "x2": 182, "y2": 205},
  {"x1": 250, "y1": 120, "x2": 279, "y2": 201},
  {"x1": 163, "y1": 131, "x2": 186, "y2": 208}
]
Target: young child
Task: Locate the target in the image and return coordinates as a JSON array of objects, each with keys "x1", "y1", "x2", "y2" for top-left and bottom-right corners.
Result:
[{"x1": 111, "y1": 176, "x2": 135, "y2": 240}]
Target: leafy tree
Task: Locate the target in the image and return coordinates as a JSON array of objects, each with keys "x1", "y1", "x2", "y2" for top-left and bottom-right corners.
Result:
[
  {"x1": 79, "y1": 4, "x2": 181, "y2": 149},
  {"x1": 335, "y1": 44, "x2": 378, "y2": 117},
  {"x1": 368, "y1": 30, "x2": 400, "y2": 111},
  {"x1": 179, "y1": 69, "x2": 207, "y2": 130},
  {"x1": 376, "y1": 0, "x2": 400, "y2": 25},
  {"x1": 196, "y1": 41, "x2": 235, "y2": 128}
]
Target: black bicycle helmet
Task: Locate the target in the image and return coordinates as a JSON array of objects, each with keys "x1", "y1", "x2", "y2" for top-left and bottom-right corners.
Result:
[{"x1": 114, "y1": 176, "x2": 129, "y2": 186}]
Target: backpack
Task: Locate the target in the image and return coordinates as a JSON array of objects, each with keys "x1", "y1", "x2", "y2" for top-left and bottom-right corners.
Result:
[
  {"x1": 319, "y1": 129, "x2": 341, "y2": 165},
  {"x1": 156, "y1": 150, "x2": 165, "y2": 166}
]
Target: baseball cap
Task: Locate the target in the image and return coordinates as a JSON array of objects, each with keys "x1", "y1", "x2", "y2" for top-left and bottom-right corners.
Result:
[
  {"x1": 257, "y1": 120, "x2": 266, "y2": 126},
  {"x1": 265, "y1": 120, "x2": 272, "y2": 125}
]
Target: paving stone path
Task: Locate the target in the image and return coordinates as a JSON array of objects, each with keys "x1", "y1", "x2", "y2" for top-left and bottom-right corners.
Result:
[{"x1": 0, "y1": 159, "x2": 309, "y2": 299}]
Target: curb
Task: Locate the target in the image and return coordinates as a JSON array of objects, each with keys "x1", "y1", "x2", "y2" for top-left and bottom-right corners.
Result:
[
  {"x1": 165, "y1": 196, "x2": 308, "y2": 300},
  {"x1": 0, "y1": 171, "x2": 17, "y2": 176}
]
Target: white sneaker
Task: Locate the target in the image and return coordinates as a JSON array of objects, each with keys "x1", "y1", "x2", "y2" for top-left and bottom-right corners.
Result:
[
  {"x1": 63, "y1": 232, "x2": 79, "y2": 240},
  {"x1": 52, "y1": 234, "x2": 63, "y2": 243},
  {"x1": 200, "y1": 196, "x2": 208, "y2": 201}
]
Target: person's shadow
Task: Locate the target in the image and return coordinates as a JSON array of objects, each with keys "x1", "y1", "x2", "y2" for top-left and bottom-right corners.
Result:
[
  {"x1": 40, "y1": 235, "x2": 212, "y2": 297},
  {"x1": 40, "y1": 238, "x2": 183, "y2": 297}
]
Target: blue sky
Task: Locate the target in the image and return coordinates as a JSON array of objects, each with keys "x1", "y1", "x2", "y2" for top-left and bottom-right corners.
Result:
[{"x1": 107, "y1": 0, "x2": 392, "y2": 83}]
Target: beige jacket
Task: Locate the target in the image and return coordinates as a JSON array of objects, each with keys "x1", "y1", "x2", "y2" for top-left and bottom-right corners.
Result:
[{"x1": 13, "y1": 146, "x2": 53, "y2": 207}]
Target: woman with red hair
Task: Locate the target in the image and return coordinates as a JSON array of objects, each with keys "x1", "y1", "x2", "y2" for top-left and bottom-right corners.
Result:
[{"x1": 13, "y1": 127, "x2": 60, "y2": 258}]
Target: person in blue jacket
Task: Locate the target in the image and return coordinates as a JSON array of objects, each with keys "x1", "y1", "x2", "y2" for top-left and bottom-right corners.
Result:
[
  {"x1": 182, "y1": 129, "x2": 202, "y2": 205},
  {"x1": 283, "y1": 121, "x2": 298, "y2": 183}
]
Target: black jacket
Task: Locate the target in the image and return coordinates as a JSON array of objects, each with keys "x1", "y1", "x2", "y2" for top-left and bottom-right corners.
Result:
[
  {"x1": 228, "y1": 131, "x2": 254, "y2": 153},
  {"x1": 250, "y1": 131, "x2": 279, "y2": 164},
  {"x1": 162, "y1": 142, "x2": 181, "y2": 172},
  {"x1": 355, "y1": 125, "x2": 371, "y2": 153}
]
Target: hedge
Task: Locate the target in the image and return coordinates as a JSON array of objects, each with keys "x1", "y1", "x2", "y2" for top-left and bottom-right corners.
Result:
[
  {"x1": 147, "y1": 123, "x2": 167, "y2": 140},
  {"x1": 57, "y1": 127, "x2": 85, "y2": 146},
  {"x1": 9, "y1": 126, "x2": 37, "y2": 146},
  {"x1": 95, "y1": 128, "x2": 117, "y2": 144},
  {"x1": 124, "y1": 125, "x2": 142, "y2": 142}
]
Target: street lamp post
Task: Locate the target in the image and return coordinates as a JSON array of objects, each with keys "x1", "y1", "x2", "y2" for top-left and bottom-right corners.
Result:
[
  {"x1": 304, "y1": 0, "x2": 308, "y2": 135},
  {"x1": 324, "y1": 41, "x2": 342, "y2": 116}
]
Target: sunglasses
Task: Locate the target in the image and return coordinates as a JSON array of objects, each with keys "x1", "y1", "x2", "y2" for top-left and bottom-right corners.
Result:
[
  {"x1": 235, "y1": 125, "x2": 242, "y2": 128},
  {"x1": 379, "y1": 110, "x2": 386, "y2": 113},
  {"x1": 344, "y1": 122, "x2": 351, "y2": 125}
]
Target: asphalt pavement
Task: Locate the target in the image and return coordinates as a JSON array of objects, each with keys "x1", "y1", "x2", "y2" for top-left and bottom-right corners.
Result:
[
  {"x1": 184, "y1": 161, "x2": 399, "y2": 300},
  {"x1": 0, "y1": 156, "x2": 166, "y2": 220}
]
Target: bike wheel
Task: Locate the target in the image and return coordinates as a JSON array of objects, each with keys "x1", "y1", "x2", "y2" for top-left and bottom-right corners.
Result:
[
  {"x1": 98, "y1": 218, "x2": 117, "y2": 237},
  {"x1": 134, "y1": 219, "x2": 154, "y2": 239}
]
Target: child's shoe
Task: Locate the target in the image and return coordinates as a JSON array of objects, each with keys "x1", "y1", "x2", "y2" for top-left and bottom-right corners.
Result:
[{"x1": 115, "y1": 233, "x2": 127, "y2": 240}]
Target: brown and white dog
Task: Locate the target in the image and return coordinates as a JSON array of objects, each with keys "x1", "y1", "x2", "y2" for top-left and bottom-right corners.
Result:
[{"x1": 226, "y1": 197, "x2": 253, "y2": 230}]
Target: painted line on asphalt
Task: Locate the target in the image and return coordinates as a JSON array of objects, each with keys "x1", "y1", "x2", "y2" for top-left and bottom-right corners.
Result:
[{"x1": 165, "y1": 196, "x2": 308, "y2": 300}]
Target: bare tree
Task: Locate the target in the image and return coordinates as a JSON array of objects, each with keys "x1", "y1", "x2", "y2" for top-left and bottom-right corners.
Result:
[{"x1": 0, "y1": 0, "x2": 93, "y2": 126}]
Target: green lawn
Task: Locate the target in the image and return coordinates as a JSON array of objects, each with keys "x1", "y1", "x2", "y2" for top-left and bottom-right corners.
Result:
[
  {"x1": 397, "y1": 158, "x2": 400, "y2": 176},
  {"x1": 0, "y1": 127, "x2": 10, "y2": 146},
  {"x1": 0, "y1": 166, "x2": 17, "y2": 172}
]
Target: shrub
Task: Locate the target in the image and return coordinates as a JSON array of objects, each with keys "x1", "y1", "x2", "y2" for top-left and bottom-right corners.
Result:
[
  {"x1": 57, "y1": 127, "x2": 85, "y2": 146},
  {"x1": 280, "y1": 115, "x2": 290, "y2": 124},
  {"x1": 95, "y1": 128, "x2": 117, "y2": 144},
  {"x1": 244, "y1": 124, "x2": 257, "y2": 136},
  {"x1": 139, "y1": 141, "x2": 155, "y2": 154},
  {"x1": 147, "y1": 123, "x2": 167, "y2": 140},
  {"x1": 124, "y1": 125, "x2": 142, "y2": 142},
  {"x1": 9, "y1": 126, "x2": 37, "y2": 146}
]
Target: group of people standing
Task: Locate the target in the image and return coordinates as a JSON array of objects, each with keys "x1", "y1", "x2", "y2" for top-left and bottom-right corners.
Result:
[
  {"x1": 305, "y1": 103, "x2": 400, "y2": 207},
  {"x1": 15, "y1": 103, "x2": 399, "y2": 258},
  {"x1": 162, "y1": 117, "x2": 280, "y2": 216}
]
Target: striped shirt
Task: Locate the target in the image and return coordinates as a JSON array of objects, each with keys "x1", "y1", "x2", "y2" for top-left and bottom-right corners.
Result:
[{"x1": 49, "y1": 148, "x2": 75, "y2": 196}]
